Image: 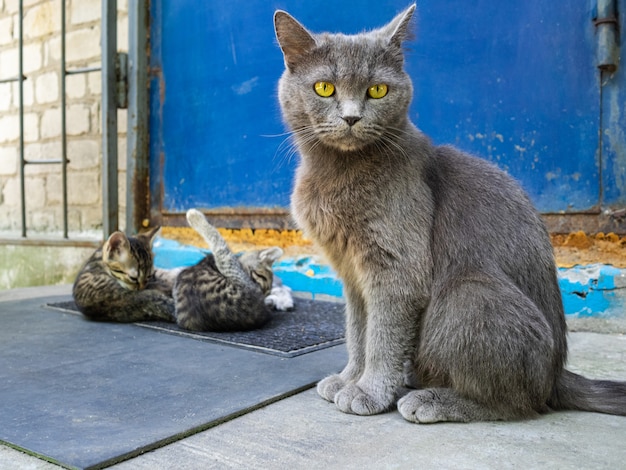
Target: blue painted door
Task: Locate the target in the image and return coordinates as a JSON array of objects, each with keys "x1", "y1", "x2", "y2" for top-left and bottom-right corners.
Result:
[{"x1": 149, "y1": 0, "x2": 625, "y2": 226}]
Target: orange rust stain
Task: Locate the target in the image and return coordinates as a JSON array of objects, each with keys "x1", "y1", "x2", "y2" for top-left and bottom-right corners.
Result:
[
  {"x1": 162, "y1": 226, "x2": 626, "y2": 268},
  {"x1": 160, "y1": 226, "x2": 314, "y2": 257},
  {"x1": 551, "y1": 232, "x2": 626, "y2": 268}
]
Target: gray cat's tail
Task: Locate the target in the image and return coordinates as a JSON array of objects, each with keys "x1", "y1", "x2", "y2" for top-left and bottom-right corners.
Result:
[{"x1": 549, "y1": 369, "x2": 626, "y2": 416}]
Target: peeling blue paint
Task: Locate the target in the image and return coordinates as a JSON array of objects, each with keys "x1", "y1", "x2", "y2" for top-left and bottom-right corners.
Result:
[
  {"x1": 153, "y1": 238, "x2": 208, "y2": 269},
  {"x1": 559, "y1": 265, "x2": 626, "y2": 317},
  {"x1": 153, "y1": 239, "x2": 626, "y2": 317}
]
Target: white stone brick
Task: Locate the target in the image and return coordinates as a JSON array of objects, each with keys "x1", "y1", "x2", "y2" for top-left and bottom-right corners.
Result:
[
  {"x1": 70, "y1": 0, "x2": 100, "y2": 25},
  {"x1": 12, "y1": 78, "x2": 34, "y2": 107},
  {"x1": 29, "y1": 208, "x2": 57, "y2": 232},
  {"x1": 66, "y1": 26, "x2": 101, "y2": 63},
  {"x1": 23, "y1": 2, "x2": 60, "y2": 39},
  {"x1": 23, "y1": 43, "x2": 42, "y2": 74},
  {"x1": 23, "y1": 0, "x2": 44, "y2": 9},
  {"x1": 67, "y1": 104, "x2": 90, "y2": 135},
  {"x1": 0, "y1": 146, "x2": 17, "y2": 175},
  {"x1": 117, "y1": 109, "x2": 127, "y2": 134},
  {"x1": 0, "y1": 15, "x2": 13, "y2": 45},
  {"x1": 41, "y1": 107, "x2": 61, "y2": 138},
  {"x1": 90, "y1": 101, "x2": 100, "y2": 132},
  {"x1": 43, "y1": 36, "x2": 60, "y2": 66},
  {"x1": 75, "y1": 206, "x2": 104, "y2": 233},
  {"x1": 23, "y1": 175, "x2": 46, "y2": 208},
  {"x1": 0, "y1": 83, "x2": 11, "y2": 111},
  {"x1": 4, "y1": 0, "x2": 18, "y2": 14},
  {"x1": 0, "y1": 114, "x2": 19, "y2": 143},
  {"x1": 117, "y1": 171, "x2": 126, "y2": 208},
  {"x1": 35, "y1": 70, "x2": 58, "y2": 103},
  {"x1": 117, "y1": 135, "x2": 127, "y2": 171},
  {"x1": 0, "y1": 206, "x2": 21, "y2": 231},
  {"x1": 44, "y1": 173, "x2": 60, "y2": 204},
  {"x1": 118, "y1": 0, "x2": 128, "y2": 13},
  {"x1": 67, "y1": 207, "x2": 81, "y2": 231},
  {"x1": 12, "y1": 13, "x2": 19, "y2": 41},
  {"x1": 66, "y1": 73, "x2": 86, "y2": 99},
  {"x1": 68, "y1": 139, "x2": 99, "y2": 170},
  {"x1": 68, "y1": 171, "x2": 100, "y2": 205},
  {"x1": 2, "y1": 176, "x2": 20, "y2": 206},
  {"x1": 23, "y1": 112, "x2": 38, "y2": 142},
  {"x1": 0, "y1": 47, "x2": 18, "y2": 80},
  {"x1": 87, "y1": 66, "x2": 101, "y2": 96},
  {"x1": 117, "y1": 15, "x2": 128, "y2": 51}
]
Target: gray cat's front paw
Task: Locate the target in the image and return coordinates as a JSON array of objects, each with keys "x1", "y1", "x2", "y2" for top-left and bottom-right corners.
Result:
[
  {"x1": 398, "y1": 389, "x2": 445, "y2": 424},
  {"x1": 317, "y1": 374, "x2": 346, "y2": 402},
  {"x1": 334, "y1": 382, "x2": 395, "y2": 415}
]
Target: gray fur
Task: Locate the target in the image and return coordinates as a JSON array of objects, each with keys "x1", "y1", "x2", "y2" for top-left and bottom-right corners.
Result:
[
  {"x1": 274, "y1": 4, "x2": 626, "y2": 422},
  {"x1": 173, "y1": 209, "x2": 283, "y2": 331},
  {"x1": 72, "y1": 226, "x2": 176, "y2": 322}
]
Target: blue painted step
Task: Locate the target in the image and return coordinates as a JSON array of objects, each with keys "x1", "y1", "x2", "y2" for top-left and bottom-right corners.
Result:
[{"x1": 154, "y1": 238, "x2": 626, "y2": 318}]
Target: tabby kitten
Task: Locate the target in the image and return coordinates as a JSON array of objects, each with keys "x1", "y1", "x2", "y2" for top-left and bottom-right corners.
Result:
[
  {"x1": 73, "y1": 226, "x2": 175, "y2": 322},
  {"x1": 274, "y1": 5, "x2": 626, "y2": 423},
  {"x1": 173, "y1": 209, "x2": 283, "y2": 331}
]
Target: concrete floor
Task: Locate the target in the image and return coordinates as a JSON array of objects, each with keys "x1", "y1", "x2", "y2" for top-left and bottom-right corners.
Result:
[{"x1": 1, "y1": 286, "x2": 626, "y2": 469}]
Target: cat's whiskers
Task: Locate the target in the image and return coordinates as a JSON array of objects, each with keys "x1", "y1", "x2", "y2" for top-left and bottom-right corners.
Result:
[
  {"x1": 272, "y1": 126, "x2": 318, "y2": 166},
  {"x1": 377, "y1": 132, "x2": 411, "y2": 162}
]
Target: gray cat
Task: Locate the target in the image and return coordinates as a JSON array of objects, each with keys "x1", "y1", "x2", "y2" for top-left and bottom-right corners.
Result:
[
  {"x1": 173, "y1": 209, "x2": 283, "y2": 331},
  {"x1": 73, "y1": 226, "x2": 176, "y2": 322},
  {"x1": 274, "y1": 4, "x2": 626, "y2": 423}
]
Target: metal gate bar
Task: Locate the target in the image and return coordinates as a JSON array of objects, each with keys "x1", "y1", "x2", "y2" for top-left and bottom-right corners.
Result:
[
  {"x1": 126, "y1": 0, "x2": 150, "y2": 234},
  {"x1": 102, "y1": 0, "x2": 119, "y2": 237}
]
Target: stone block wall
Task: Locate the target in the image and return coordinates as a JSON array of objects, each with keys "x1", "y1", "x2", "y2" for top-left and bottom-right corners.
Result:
[{"x1": 0, "y1": 0, "x2": 128, "y2": 238}]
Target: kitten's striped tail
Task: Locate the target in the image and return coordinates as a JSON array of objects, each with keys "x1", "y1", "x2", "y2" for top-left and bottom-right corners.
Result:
[{"x1": 186, "y1": 208, "x2": 230, "y2": 254}]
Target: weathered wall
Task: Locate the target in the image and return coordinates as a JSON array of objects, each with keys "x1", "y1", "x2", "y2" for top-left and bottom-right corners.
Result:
[{"x1": 0, "y1": 0, "x2": 127, "y2": 238}]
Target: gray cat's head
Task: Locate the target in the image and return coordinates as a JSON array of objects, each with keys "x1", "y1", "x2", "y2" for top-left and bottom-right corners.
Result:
[
  {"x1": 238, "y1": 247, "x2": 283, "y2": 295},
  {"x1": 274, "y1": 5, "x2": 415, "y2": 153},
  {"x1": 102, "y1": 226, "x2": 160, "y2": 290}
]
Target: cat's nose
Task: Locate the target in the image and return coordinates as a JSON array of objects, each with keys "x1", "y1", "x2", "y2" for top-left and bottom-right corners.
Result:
[{"x1": 342, "y1": 116, "x2": 361, "y2": 126}]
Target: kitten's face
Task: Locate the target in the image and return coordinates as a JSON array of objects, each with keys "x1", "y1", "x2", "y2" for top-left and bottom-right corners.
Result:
[
  {"x1": 239, "y1": 247, "x2": 283, "y2": 295},
  {"x1": 275, "y1": 7, "x2": 415, "y2": 152},
  {"x1": 102, "y1": 227, "x2": 160, "y2": 291}
]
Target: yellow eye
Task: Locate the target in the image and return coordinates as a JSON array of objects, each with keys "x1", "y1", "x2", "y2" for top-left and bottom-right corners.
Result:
[
  {"x1": 367, "y1": 84, "x2": 388, "y2": 99},
  {"x1": 314, "y1": 81, "x2": 335, "y2": 97}
]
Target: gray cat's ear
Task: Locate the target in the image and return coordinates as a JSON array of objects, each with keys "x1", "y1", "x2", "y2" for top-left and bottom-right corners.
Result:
[
  {"x1": 259, "y1": 246, "x2": 283, "y2": 264},
  {"x1": 103, "y1": 231, "x2": 130, "y2": 260},
  {"x1": 274, "y1": 10, "x2": 316, "y2": 70},
  {"x1": 381, "y1": 3, "x2": 416, "y2": 48},
  {"x1": 140, "y1": 225, "x2": 161, "y2": 247}
]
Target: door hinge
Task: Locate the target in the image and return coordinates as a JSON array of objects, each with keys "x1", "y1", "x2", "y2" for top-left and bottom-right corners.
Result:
[
  {"x1": 116, "y1": 52, "x2": 129, "y2": 109},
  {"x1": 594, "y1": 0, "x2": 620, "y2": 73}
]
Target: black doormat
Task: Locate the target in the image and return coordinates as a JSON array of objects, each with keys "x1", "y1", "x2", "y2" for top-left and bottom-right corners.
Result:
[{"x1": 47, "y1": 297, "x2": 345, "y2": 358}]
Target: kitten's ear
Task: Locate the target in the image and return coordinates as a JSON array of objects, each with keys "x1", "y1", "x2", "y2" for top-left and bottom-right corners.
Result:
[
  {"x1": 381, "y1": 3, "x2": 416, "y2": 48},
  {"x1": 259, "y1": 246, "x2": 283, "y2": 264},
  {"x1": 139, "y1": 226, "x2": 161, "y2": 247},
  {"x1": 274, "y1": 11, "x2": 316, "y2": 71},
  {"x1": 103, "y1": 231, "x2": 130, "y2": 260}
]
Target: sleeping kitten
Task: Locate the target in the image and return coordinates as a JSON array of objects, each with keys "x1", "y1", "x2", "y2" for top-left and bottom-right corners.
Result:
[
  {"x1": 274, "y1": 4, "x2": 626, "y2": 422},
  {"x1": 173, "y1": 209, "x2": 284, "y2": 331},
  {"x1": 72, "y1": 227, "x2": 175, "y2": 322},
  {"x1": 73, "y1": 217, "x2": 286, "y2": 330}
]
